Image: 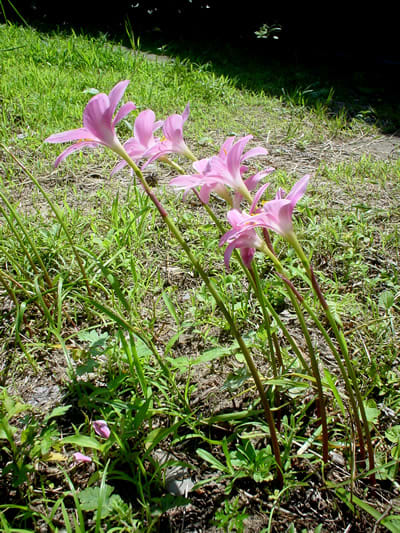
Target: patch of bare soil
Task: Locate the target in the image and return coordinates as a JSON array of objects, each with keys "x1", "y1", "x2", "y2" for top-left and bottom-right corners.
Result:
[{"x1": 269, "y1": 134, "x2": 400, "y2": 176}]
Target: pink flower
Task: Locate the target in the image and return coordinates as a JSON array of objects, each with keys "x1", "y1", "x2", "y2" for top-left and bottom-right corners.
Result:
[
  {"x1": 169, "y1": 135, "x2": 269, "y2": 204},
  {"x1": 250, "y1": 174, "x2": 310, "y2": 238},
  {"x1": 92, "y1": 420, "x2": 110, "y2": 439},
  {"x1": 143, "y1": 104, "x2": 194, "y2": 165},
  {"x1": 45, "y1": 80, "x2": 136, "y2": 167},
  {"x1": 219, "y1": 209, "x2": 266, "y2": 269},
  {"x1": 72, "y1": 452, "x2": 92, "y2": 464},
  {"x1": 111, "y1": 109, "x2": 164, "y2": 174},
  {"x1": 169, "y1": 157, "x2": 228, "y2": 203},
  {"x1": 205, "y1": 135, "x2": 268, "y2": 197}
]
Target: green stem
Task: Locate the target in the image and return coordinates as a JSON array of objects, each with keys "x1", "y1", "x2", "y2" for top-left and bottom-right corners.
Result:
[
  {"x1": 120, "y1": 151, "x2": 284, "y2": 486},
  {"x1": 0, "y1": 267, "x2": 18, "y2": 308},
  {"x1": 196, "y1": 191, "x2": 283, "y2": 374},
  {"x1": 288, "y1": 232, "x2": 375, "y2": 481},
  {"x1": 251, "y1": 263, "x2": 282, "y2": 426},
  {"x1": 261, "y1": 243, "x2": 329, "y2": 464},
  {"x1": 251, "y1": 263, "x2": 278, "y2": 377}
]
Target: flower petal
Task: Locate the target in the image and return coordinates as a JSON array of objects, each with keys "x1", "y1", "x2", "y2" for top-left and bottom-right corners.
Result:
[
  {"x1": 111, "y1": 158, "x2": 128, "y2": 175},
  {"x1": 286, "y1": 174, "x2": 310, "y2": 203},
  {"x1": 73, "y1": 452, "x2": 92, "y2": 464},
  {"x1": 113, "y1": 101, "x2": 136, "y2": 126},
  {"x1": 242, "y1": 146, "x2": 268, "y2": 160},
  {"x1": 45, "y1": 127, "x2": 92, "y2": 144},
  {"x1": 82, "y1": 93, "x2": 111, "y2": 143},
  {"x1": 108, "y1": 80, "x2": 130, "y2": 117},
  {"x1": 54, "y1": 141, "x2": 98, "y2": 167},
  {"x1": 92, "y1": 420, "x2": 111, "y2": 439},
  {"x1": 133, "y1": 109, "x2": 156, "y2": 146},
  {"x1": 181, "y1": 103, "x2": 190, "y2": 123},
  {"x1": 250, "y1": 182, "x2": 270, "y2": 214}
]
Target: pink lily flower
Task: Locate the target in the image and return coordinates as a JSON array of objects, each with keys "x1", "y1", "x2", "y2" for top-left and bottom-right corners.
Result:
[
  {"x1": 251, "y1": 174, "x2": 310, "y2": 238},
  {"x1": 229, "y1": 174, "x2": 310, "y2": 243},
  {"x1": 219, "y1": 209, "x2": 266, "y2": 269},
  {"x1": 111, "y1": 109, "x2": 164, "y2": 174},
  {"x1": 92, "y1": 420, "x2": 111, "y2": 439},
  {"x1": 45, "y1": 80, "x2": 136, "y2": 167},
  {"x1": 143, "y1": 104, "x2": 195, "y2": 166},
  {"x1": 205, "y1": 135, "x2": 268, "y2": 199},
  {"x1": 169, "y1": 157, "x2": 231, "y2": 203},
  {"x1": 72, "y1": 452, "x2": 92, "y2": 464},
  {"x1": 169, "y1": 136, "x2": 270, "y2": 205}
]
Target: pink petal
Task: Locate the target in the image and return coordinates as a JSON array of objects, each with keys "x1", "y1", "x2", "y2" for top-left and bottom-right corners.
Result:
[
  {"x1": 45, "y1": 127, "x2": 92, "y2": 144},
  {"x1": 218, "y1": 137, "x2": 235, "y2": 158},
  {"x1": 193, "y1": 158, "x2": 210, "y2": 174},
  {"x1": 73, "y1": 452, "x2": 92, "y2": 464},
  {"x1": 244, "y1": 168, "x2": 274, "y2": 192},
  {"x1": 111, "y1": 158, "x2": 128, "y2": 175},
  {"x1": 113, "y1": 101, "x2": 136, "y2": 126},
  {"x1": 108, "y1": 80, "x2": 130, "y2": 117},
  {"x1": 133, "y1": 109, "x2": 156, "y2": 146},
  {"x1": 153, "y1": 119, "x2": 164, "y2": 132},
  {"x1": 83, "y1": 93, "x2": 114, "y2": 145},
  {"x1": 226, "y1": 208, "x2": 246, "y2": 228},
  {"x1": 223, "y1": 233, "x2": 258, "y2": 270},
  {"x1": 198, "y1": 183, "x2": 215, "y2": 203},
  {"x1": 250, "y1": 182, "x2": 270, "y2": 214},
  {"x1": 181, "y1": 103, "x2": 190, "y2": 123},
  {"x1": 240, "y1": 247, "x2": 256, "y2": 268},
  {"x1": 163, "y1": 114, "x2": 183, "y2": 145},
  {"x1": 224, "y1": 241, "x2": 237, "y2": 270},
  {"x1": 242, "y1": 146, "x2": 268, "y2": 160},
  {"x1": 286, "y1": 174, "x2": 310, "y2": 203},
  {"x1": 169, "y1": 174, "x2": 202, "y2": 189},
  {"x1": 54, "y1": 141, "x2": 98, "y2": 167},
  {"x1": 92, "y1": 420, "x2": 110, "y2": 439}
]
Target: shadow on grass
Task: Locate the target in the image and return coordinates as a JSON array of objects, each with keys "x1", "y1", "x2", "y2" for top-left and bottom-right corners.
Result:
[
  {"x1": 139, "y1": 34, "x2": 400, "y2": 135},
  {"x1": 5, "y1": 12, "x2": 400, "y2": 134}
]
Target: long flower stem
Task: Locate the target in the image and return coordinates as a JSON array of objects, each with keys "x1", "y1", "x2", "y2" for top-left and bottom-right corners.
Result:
[
  {"x1": 260, "y1": 243, "x2": 330, "y2": 464},
  {"x1": 288, "y1": 232, "x2": 375, "y2": 481},
  {"x1": 120, "y1": 151, "x2": 284, "y2": 486},
  {"x1": 251, "y1": 264, "x2": 278, "y2": 377},
  {"x1": 196, "y1": 192, "x2": 312, "y2": 381}
]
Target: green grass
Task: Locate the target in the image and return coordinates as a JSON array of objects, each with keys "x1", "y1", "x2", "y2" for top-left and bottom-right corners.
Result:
[{"x1": 1, "y1": 22, "x2": 400, "y2": 532}]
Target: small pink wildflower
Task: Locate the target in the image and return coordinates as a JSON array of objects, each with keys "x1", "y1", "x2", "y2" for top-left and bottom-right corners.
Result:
[
  {"x1": 111, "y1": 108, "x2": 164, "y2": 174},
  {"x1": 72, "y1": 452, "x2": 92, "y2": 464},
  {"x1": 250, "y1": 174, "x2": 311, "y2": 238},
  {"x1": 144, "y1": 104, "x2": 195, "y2": 165},
  {"x1": 92, "y1": 420, "x2": 111, "y2": 439},
  {"x1": 204, "y1": 135, "x2": 268, "y2": 199},
  {"x1": 45, "y1": 80, "x2": 136, "y2": 166},
  {"x1": 219, "y1": 209, "x2": 266, "y2": 269},
  {"x1": 169, "y1": 135, "x2": 269, "y2": 204}
]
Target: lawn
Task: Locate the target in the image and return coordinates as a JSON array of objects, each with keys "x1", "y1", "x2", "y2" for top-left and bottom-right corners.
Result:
[{"x1": 0, "y1": 21, "x2": 400, "y2": 532}]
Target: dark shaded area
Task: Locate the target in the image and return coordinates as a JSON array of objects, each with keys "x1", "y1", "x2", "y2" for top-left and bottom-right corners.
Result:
[
  {"x1": 3, "y1": 1, "x2": 400, "y2": 132},
  {"x1": 6, "y1": 1, "x2": 399, "y2": 62}
]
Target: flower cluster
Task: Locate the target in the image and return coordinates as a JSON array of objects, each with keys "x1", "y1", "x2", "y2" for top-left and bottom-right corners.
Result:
[
  {"x1": 46, "y1": 80, "x2": 309, "y2": 272},
  {"x1": 46, "y1": 81, "x2": 375, "y2": 483}
]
